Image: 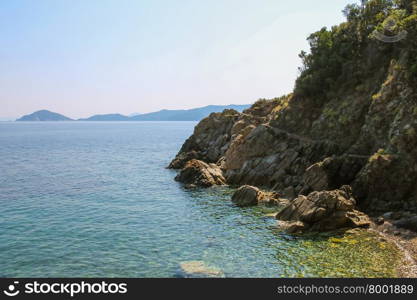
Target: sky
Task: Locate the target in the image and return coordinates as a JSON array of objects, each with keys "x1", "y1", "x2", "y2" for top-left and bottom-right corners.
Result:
[{"x1": 0, "y1": 0, "x2": 358, "y2": 119}]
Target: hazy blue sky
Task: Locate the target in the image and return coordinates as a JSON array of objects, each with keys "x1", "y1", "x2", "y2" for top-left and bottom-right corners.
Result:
[{"x1": 1, "y1": 0, "x2": 357, "y2": 119}]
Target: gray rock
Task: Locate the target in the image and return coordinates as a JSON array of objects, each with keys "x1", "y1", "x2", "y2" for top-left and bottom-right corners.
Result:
[{"x1": 393, "y1": 216, "x2": 417, "y2": 232}]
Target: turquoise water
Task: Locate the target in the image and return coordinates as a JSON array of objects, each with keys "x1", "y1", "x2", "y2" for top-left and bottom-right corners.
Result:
[{"x1": 0, "y1": 122, "x2": 399, "y2": 277}]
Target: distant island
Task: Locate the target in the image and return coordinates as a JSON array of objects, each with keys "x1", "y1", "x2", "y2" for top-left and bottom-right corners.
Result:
[
  {"x1": 16, "y1": 110, "x2": 73, "y2": 121},
  {"x1": 15, "y1": 105, "x2": 251, "y2": 122}
]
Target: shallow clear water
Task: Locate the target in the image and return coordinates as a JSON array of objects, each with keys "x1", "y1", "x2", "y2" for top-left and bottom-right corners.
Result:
[{"x1": 0, "y1": 122, "x2": 399, "y2": 277}]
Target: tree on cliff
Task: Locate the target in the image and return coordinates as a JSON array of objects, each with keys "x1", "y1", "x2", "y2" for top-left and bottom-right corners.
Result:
[{"x1": 295, "y1": 0, "x2": 417, "y2": 99}]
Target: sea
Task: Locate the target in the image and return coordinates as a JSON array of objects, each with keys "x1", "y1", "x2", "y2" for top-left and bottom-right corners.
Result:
[{"x1": 0, "y1": 122, "x2": 398, "y2": 277}]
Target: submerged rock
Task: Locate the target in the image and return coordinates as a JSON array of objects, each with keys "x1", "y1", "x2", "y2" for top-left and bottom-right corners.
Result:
[
  {"x1": 175, "y1": 159, "x2": 226, "y2": 188},
  {"x1": 178, "y1": 261, "x2": 224, "y2": 278},
  {"x1": 276, "y1": 186, "x2": 371, "y2": 233}
]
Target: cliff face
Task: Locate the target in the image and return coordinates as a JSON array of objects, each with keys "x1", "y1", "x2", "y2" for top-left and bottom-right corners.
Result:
[{"x1": 170, "y1": 1, "x2": 417, "y2": 215}]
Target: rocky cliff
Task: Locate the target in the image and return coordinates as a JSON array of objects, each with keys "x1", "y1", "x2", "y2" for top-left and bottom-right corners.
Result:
[{"x1": 169, "y1": 1, "x2": 417, "y2": 217}]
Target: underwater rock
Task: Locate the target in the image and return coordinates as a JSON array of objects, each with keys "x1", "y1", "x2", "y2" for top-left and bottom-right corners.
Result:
[
  {"x1": 276, "y1": 186, "x2": 371, "y2": 233},
  {"x1": 175, "y1": 159, "x2": 226, "y2": 188},
  {"x1": 178, "y1": 261, "x2": 224, "y2": 278}
]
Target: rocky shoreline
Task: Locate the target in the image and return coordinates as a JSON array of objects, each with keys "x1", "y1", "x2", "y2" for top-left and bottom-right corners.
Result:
[
  {"x1": 168, "y1": 1, "x2": 417, "y2": 276},
  {"x1": 168, "y1": 103, "x2": 417, "y2": 229},
  {"x1": 167, "y1": 98, "x2": 416, "y2": 276}
]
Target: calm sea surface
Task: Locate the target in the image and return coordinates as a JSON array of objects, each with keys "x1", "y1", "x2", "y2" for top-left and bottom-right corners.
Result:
[{"x1": 0, "y1": 122, "x2": 398, "y2": 277}]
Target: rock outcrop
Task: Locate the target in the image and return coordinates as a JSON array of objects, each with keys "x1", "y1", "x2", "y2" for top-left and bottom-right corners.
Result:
[
  {"x1": 169, "y1": 1, "x2": 417, "y2": 230},
  {"x1": 276, "y1": 187, "x2": 371, "y2": 233},
  {"x1": 175, "y1": 159, "x2": 226, "y2": 188},
  {"x1": 168, "y1": 109, "x2": 240, "y2": 169},
  {"x1": 170, "y1": 61, "x2": 417, "y2": 216}
]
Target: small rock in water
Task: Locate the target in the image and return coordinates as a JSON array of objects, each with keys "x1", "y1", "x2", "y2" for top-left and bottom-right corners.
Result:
[
  {"x1": 375, "y1": 216, "x2": 385, "y2": 225},
  {"x1": 178, "y1": 261, "x2": 224, "y2": 278}
]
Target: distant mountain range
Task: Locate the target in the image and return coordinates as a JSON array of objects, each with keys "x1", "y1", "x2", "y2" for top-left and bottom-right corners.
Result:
[
  {"x1": 78, "y1": 114, "x2": 130, "y2": 121},
  {"x1": 16, "y1": 105, "x2": 251, "y2": 122},
  {"x1": 129, "y1": 105, "x2": 250, "y2": 121}
]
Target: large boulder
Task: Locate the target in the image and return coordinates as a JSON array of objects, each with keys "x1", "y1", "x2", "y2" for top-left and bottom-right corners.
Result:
[
  {"x1": 276, "y1": 186, "x2": 371, "y2": 232},
  {"x1": 175, "y1": 159, "x2": 226, "y2": 188},
  {"x1": 231, "y1": 185, "x2": 285, "y2": 207},
  {"x1": 231, "y1": 185, "x2": 262, "y2": 207}
]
